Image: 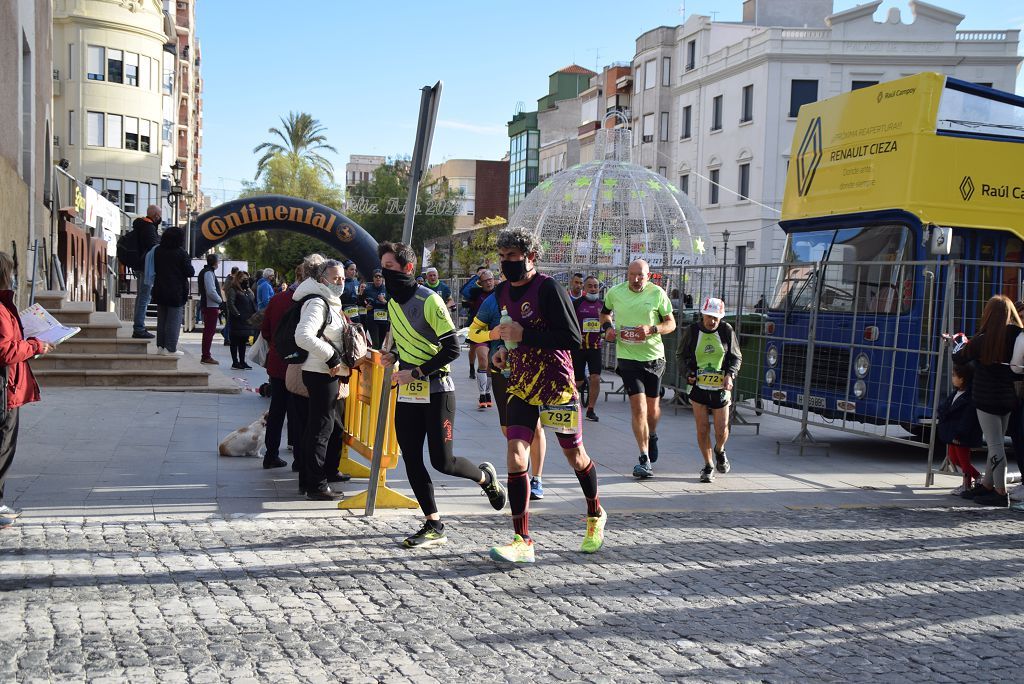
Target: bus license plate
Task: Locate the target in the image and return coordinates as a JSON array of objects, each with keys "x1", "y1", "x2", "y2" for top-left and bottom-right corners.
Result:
[{"x1": 796, "y1": 394, "x2": 827, "y2": 409}]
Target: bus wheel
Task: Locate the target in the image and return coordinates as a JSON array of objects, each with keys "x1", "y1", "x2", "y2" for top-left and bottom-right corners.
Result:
[{"x1": 754, "y1": 397, "x2": 764, "y2": 416}]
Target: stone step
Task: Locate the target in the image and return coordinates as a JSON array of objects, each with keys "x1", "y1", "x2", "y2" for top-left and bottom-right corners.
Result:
[
  {"x1": 58, "y1": 338, "x2": 152, "y2": 355},
  {"x1": 75, "y1": 322, "x2": 127, "y2": 339},
  {"x1": 30, "y1": 353, "x2": 180, "y2": 371},
  {"x1": 34, "y1": 290, "x2": 67, "y2": 309},
  {"x1": 49, "y1": 310, "x2": 94, "y2": 326},
  {"x1": 34, "y1": 369, "x2": 210, "y2": 388}
]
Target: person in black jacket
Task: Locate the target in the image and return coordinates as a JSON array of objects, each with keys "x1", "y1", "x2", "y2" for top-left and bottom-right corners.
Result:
[
  {"x1": 228, "y1": 272, "x2": 258, "y2": 370},
  {"x1": 677, "y1": 297, "x2": 743, "y2": 483},
  {"x1": 131, "y1": 205, "x2": 162, "y2": 339},
  {"x1": 151, "y1": 226, "x2": 194, "y2": 356},
  {"x1": 936, "y1": 364, "x2": 983, "y2": 495},
  {"x1": 951, "y1": 295, "x2": 1024, "y2": 506}
]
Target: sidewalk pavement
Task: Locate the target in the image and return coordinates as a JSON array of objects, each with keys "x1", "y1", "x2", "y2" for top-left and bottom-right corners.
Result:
[{"x1": 6, "y1": 331, "x2": 969, "y2": 524}]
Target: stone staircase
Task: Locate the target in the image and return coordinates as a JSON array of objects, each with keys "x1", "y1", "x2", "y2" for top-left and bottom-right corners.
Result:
[{"x1": 28, "y1": 290, "x2": 221, "y2": 391}]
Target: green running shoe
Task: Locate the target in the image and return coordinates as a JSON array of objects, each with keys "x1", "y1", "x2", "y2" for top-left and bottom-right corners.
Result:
[
  {"x1": 489, "y1": 534, "x2": 535, "y2": 563},
  {"x1": 581, "y1": 507, "x2": 607, "y2": 554},
  {"x1": 403, "y1": 522, "x2": 447, "y2": 549}
]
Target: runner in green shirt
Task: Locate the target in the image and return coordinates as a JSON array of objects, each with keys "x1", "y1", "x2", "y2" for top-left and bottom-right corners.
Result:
[{"x1": 599, "y1": 259, "x2": 676, "y2": 478}]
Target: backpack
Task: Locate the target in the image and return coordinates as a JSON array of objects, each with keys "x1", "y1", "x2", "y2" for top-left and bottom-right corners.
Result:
[
  {"x1": 274, "y1": 294, "x2": 329, "y2": 364},
  {"x1": 116, "y1": 227, "x2": 141, "y2": 270}
]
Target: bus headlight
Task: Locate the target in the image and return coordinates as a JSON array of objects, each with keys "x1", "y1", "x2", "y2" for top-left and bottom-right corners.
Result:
[
  {"x1": 767, "y1": 344, "x2": 778, "y2": 367},
  {"x1": 854, "y1": 353, "x2": 870, "y2": 378},
  {"x1": 853, "y1": 380, "x2": 867, "y2": 398},
  {"x1": 765, "y1": 369, "x2": 776, "y2": 385}
]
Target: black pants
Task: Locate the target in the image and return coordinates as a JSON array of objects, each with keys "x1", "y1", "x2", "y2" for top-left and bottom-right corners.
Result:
[
  {"x1": 229, "y1": 332, "x2": 249, "y2": 365},
  {"x1": 367, "y1": 320, "x2": 390, "y2": 350},
  {"x1": 264, "y1": 377, "x2": 288, "y2": 459},
  {"x1": 395, "y1": 391, "x2": 481, "y2": 517},
  {"x1": 301, "y1": 371, "x2": 344, "y2": 493},
  {"x1": 287, "y1": 387, "x2": 307, "y2": 453},
  {"x1": 1009, "y1": 400, "x2": 1024, "y2": 476},
  {"x1": 0, "y1": 408, "x2": 18, "y2": 501}
]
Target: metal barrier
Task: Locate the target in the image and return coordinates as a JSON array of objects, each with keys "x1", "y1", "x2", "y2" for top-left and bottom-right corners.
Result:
[{"x1": 336, "y1": 351, "x2": 418, "y2": 511}]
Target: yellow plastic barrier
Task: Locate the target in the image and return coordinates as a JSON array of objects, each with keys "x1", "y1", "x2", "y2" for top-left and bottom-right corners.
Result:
[{"x1": 337, "y1": 350, "x2": 418, "y2": 510}]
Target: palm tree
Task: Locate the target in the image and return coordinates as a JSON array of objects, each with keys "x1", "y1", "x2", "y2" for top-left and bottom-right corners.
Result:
[{"x1": 252, "y1": 112, "x2": 338, "y2": 180}]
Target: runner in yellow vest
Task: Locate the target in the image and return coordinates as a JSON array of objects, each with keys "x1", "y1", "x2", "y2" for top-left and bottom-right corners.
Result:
[{"x1": 677, "y1": 297, "x2": 743, "y2": 483}]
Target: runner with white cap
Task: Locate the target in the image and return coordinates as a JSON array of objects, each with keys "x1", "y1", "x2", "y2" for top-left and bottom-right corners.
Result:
[{"x1": 677, "y1": 297, "x2": 743, "y2": 483}]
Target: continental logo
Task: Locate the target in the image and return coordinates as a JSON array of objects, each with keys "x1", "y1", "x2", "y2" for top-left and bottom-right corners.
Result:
[
  {"x1": 796, "y1": 116, "x2": 822, "y2": 197},
  {"x1": 200, "y1": 202, "x2": 352, "y2": 241}
]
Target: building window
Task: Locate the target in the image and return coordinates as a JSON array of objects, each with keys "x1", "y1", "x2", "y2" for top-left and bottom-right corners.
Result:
[
  {"x1": 709, "y1": 169, "x2": 720, "y2": 205},
  {"x1": 87, "y1": 45, "x2": 104, "y2": 80},
  {"x1": 106, "y1": 114, "x2": 122, "y2": 148},
  {"x1": 106, "y1": 179, "x2": 122, "y2": 207},
  {"x1": 659, "y1": 112, "x2": 669, "y2": 142},
  {"x1": 125, "y1": 117, "x2": 139, "y2": 150},
  {"x1": 633, "y1": 67, "x2": 639, "y2": 94},
  {"x1": 735, "y1": 245, "x2": 746, "y2": 281},
  {"x1": 139, "y1": 55, "x2": 150, "y2": 90},
  {"x1": 68, "y1": 110, "x2": 75, "y2": 145},
  {"x1": 125, "y1": 52, "x2": 139, "y2": 86},
  {"x1": 686, "y1": 40, "x2": 696, "y2": 71},
  {"x1": 662, "y1": 57, "x2": 671, "y2": 86},
  {"x1": 107, "y1": 49, "x2": 123, "y2": 84},
  {"x1": 851, "y1": 80, "x2": 877, "y2": 91},
  {"x1": 140, "y1": 120, "x2": 151, "y2": 152},
  {"x1": 738, "y1": 163, "x2": 750, "y2": 200},
  {"x1": 658, "y1": 166, "x2": 667, "y2": 177},
  {"x1": 162, "y1": 119, "x2": 173, "y2": 144},
  {"x1": 124, "y1": 181, "x2": 138, "y2": 214},
  {"x1": 789, "y1": 79, "x2": 818, "y2": 117},
  {"x1": 642, "y1": 113, "x2": 654, "y2": 143},
  {"x1": 711, "y1": 95, "x2": 723, "y2": 131},
  {"x1": 681, "y1": 105, "x2": 691, "y2": 139},
  {"x1": 644, "y1": 60, "x2": 656, "y2": 90},
  {"x1": 87, "y1": 111, "x2": 104, "y2": 146},
  {"x1": 138, "y1": 182, "x2": 150, "y2": 211},
  {"x1": 741, "y1": 84, "x2": 753, "y2": 123},
  {"x1": 86, "y1": 177, "x2": 103, "y2": 193},
  {"x1": 679, "y1": 174, "x2": 689, "y2": 196}
]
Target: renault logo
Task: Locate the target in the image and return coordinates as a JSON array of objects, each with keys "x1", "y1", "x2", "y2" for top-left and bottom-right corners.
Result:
[
  {"x1": 959, "y1": 176, "x2": 975, "y2": 201},
  {"x1": 796, "y1": 116, "x2": 822, "y2": 197}
]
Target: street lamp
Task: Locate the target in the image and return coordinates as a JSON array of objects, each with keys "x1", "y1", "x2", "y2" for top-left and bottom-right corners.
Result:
[
  {"x1": 168, "y1": 159, "x2": 185, "y2": 228},
  {"x1": 184, "y1": 191, "x2": 195, "y2": 253},
  {"x1": 720, "y1": 229, "x2": 731, "y2": 295}
]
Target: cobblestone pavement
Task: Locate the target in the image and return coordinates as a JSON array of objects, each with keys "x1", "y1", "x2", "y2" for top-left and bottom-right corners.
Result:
[{"x1": 3, "y1": 507, "x2": 1023, "y2": 682}]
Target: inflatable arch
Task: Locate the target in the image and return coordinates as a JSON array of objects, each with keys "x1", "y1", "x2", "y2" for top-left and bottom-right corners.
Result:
[{"x1": 191, "y1": 195, "x2": 379, "y2": 277}]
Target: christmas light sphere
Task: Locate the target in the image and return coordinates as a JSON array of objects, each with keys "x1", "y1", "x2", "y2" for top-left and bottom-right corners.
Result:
[{"x1": 509, "y1": 127, "x2": 711, "y2": 270}]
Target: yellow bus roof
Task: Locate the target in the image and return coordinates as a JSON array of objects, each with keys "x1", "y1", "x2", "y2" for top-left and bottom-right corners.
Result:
[{"x1": 782, "y1": 72, "x2": 1024, "y2": 238}]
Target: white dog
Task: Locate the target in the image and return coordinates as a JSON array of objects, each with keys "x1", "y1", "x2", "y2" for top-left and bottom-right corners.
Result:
[{"x1": 218, "y1": 413, "x2": 267, "y2": 457}]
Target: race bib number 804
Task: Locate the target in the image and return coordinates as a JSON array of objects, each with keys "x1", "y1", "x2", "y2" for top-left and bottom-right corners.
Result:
[{"x1": 540, "y1": 403, "x2": 579, "y2": 434}]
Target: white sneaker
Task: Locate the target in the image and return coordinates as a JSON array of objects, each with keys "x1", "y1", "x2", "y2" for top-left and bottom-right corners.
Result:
[
  {"x1": 0, "y1": 504, "x2": 21, "y2": 519},
  {"x1": 950, "y1": 484, "x2": 967, "y2": 496},
  {"x1": 168, "y1": 350, "x2": 184, "y2": 357},
  {"x1": 1009, "y1": 484, "x2": 1024, "y2": 502}
]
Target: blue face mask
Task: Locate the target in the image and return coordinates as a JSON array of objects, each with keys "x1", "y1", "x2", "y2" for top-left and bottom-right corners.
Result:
[{"x1": 585, "y1": 293, "x2": 599, "y2": 302}]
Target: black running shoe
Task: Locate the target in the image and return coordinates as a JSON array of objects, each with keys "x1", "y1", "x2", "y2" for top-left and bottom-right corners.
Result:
[
  {"x1": 586, "y1": 409, "x2": 599, "y2": 422},
  {"x1": 479, "y1": 462, "x2": 507, "y2": 510},
  {"x1": 648, "y1": 434, "x2": 659, "y2": 463},
  {"x1": 715, "y1": 449, "x2": 730, "y2": 473},
  {"x1": 699, "y1": 464, "x2": 715, "y2": 483},
  {"x1": 403, "y1": 522, "x2": 447, "y2": 548},
  {"x1": 469, "y1": 367, "x2": 476, "y2": 379}
]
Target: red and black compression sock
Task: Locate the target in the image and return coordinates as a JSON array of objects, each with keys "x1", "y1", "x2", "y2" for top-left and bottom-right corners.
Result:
[
  {"x1": 574, "y1": 460, "x2": 601, "y2": 517},
  {"x1": 508, "y1": 470, "x2": 530, "y2": 540}
]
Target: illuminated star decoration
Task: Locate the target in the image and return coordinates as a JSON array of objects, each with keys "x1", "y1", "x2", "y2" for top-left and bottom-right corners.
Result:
[
  {"x1": 693, "y1": 236, "x2": 706, "y2": 255},
  {"x1": 672, "y1": 238, "x2": 681, "y2": 250},
  {"x1": 598, "y1": 233, "x2": 614, "y2": 254}
]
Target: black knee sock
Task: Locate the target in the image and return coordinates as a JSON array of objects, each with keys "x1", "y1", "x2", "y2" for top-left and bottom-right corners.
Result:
[
  {"x1": 508, "y1": 470, "x2": 530, "y2": 540},
  {"x1": 574, "y1": 460, "x2": 601, "y2": 517}
]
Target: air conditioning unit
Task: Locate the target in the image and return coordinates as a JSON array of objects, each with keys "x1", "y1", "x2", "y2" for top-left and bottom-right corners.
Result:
[
  {"x1": 53, "y1": 135, "x2": 60, "y2": 146},
  {"x1": 52, "y1": 69, "x2": 59, "y2": 80}
]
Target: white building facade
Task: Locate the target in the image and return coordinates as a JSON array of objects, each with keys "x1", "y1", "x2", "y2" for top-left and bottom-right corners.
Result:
[{"x1": 631, "y1": 0, "x2": 1022, "y2": 267}]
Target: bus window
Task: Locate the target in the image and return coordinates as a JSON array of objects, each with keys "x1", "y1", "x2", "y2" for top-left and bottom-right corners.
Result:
[
  {"x1": 979, "y1": 240, "x2": 995, "y2": 303},
  {"x1": 1003, "y1": 238, "x2": 1022, "y2": 304},
  {"x1": 771, "y1": 224, "x2": 910, "y2": 313}
]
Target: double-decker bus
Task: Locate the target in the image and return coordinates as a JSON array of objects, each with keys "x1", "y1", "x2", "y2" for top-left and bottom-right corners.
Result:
[{"x1": 762, "y1": 72, "x2": 1023, "y2": 436}]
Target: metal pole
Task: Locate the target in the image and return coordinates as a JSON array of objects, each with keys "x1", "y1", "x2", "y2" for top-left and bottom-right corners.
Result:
[
  {"x1": 365, "y1": 335, "x2": 395, "y2": 516},
  {"x1": 28, "y1": 240, "x2": 38, "y2": 306},
  {"x1": 925, "y1": 263, "x2": 956, "y2": 487},
  {"x1": 401, "y1": 81, "x2": 443, "y2": 246}
]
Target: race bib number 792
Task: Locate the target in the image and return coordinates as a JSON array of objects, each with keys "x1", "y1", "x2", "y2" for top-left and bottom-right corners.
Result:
[{"x1": 540, "y1": 403, "x2": 579, "y2": 434}]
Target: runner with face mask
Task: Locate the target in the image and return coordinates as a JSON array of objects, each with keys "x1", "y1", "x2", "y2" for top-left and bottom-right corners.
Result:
[
  {"x1": 572, "y1": 276, "x2": 604, "y2": 422},
  {"x1": 489, "y1": 227, "x2": 606, "y2": 563}
]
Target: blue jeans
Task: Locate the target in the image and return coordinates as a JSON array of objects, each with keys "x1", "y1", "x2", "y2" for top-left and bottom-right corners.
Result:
[
  {"x1": 156, "y1": 305, "x2": 184, "y2": 352},
  {"x1": 133, "y1": 278, "x2": 153, "y2": 334}
]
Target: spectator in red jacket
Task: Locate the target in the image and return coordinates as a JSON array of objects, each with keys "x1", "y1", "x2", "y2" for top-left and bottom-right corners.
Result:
[
  {"x1": 260, "y1": 266, "x2": 298, "y2": 471},
  {"x1": 0, "y1": 252, "x2": 54, "y2": 527}
]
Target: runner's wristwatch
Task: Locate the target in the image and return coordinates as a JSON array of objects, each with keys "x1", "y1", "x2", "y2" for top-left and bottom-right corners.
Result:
[{"x1": 411, "y1": 367, "x2": 424, "y2": 380}]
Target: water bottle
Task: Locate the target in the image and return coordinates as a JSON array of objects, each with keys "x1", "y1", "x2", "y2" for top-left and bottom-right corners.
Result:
[{"x1": 499, "y1": 306, "x2": 514, "y2": 377}]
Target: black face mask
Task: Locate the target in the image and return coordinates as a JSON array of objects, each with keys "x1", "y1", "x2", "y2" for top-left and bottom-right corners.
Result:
[
  {"x1": 501, "y1": 259, "x2": 529, "y2": 283},
  {"x1": 240, "y1": 279, "x2": 250, "y2": 289},
  {"x1": 382, "y1": 268, "x2": 416, "y2": 292}
]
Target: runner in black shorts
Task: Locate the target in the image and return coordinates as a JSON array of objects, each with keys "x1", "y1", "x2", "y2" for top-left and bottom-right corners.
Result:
[
  {"x1": 572, "y1": 275, "x2": 605, "y2": 421},
  {"x1": 677, "y1": 297, "x2": 742, "y2": 483}
]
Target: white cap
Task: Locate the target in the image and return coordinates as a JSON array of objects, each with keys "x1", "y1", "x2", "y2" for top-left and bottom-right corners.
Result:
[
  {"x1": 425, "y1": 267, "x2": 438, "y2": 275},
  {"x1": 700, "y1": 297, "x2": 726, "y2": 318}
]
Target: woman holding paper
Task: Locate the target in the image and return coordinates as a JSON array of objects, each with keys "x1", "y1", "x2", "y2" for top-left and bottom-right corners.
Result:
[{"x1": 0, "y1": 252, "x2": 54, "y2": 528}]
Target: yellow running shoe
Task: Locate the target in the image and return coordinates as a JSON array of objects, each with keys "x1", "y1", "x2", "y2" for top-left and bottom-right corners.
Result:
[
  {"x1": 489, "y1": 534, "x2": 535, "y2": 563},
  {"x1": 580, "y1": 508, "x2": 607, "y2": 554}
]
